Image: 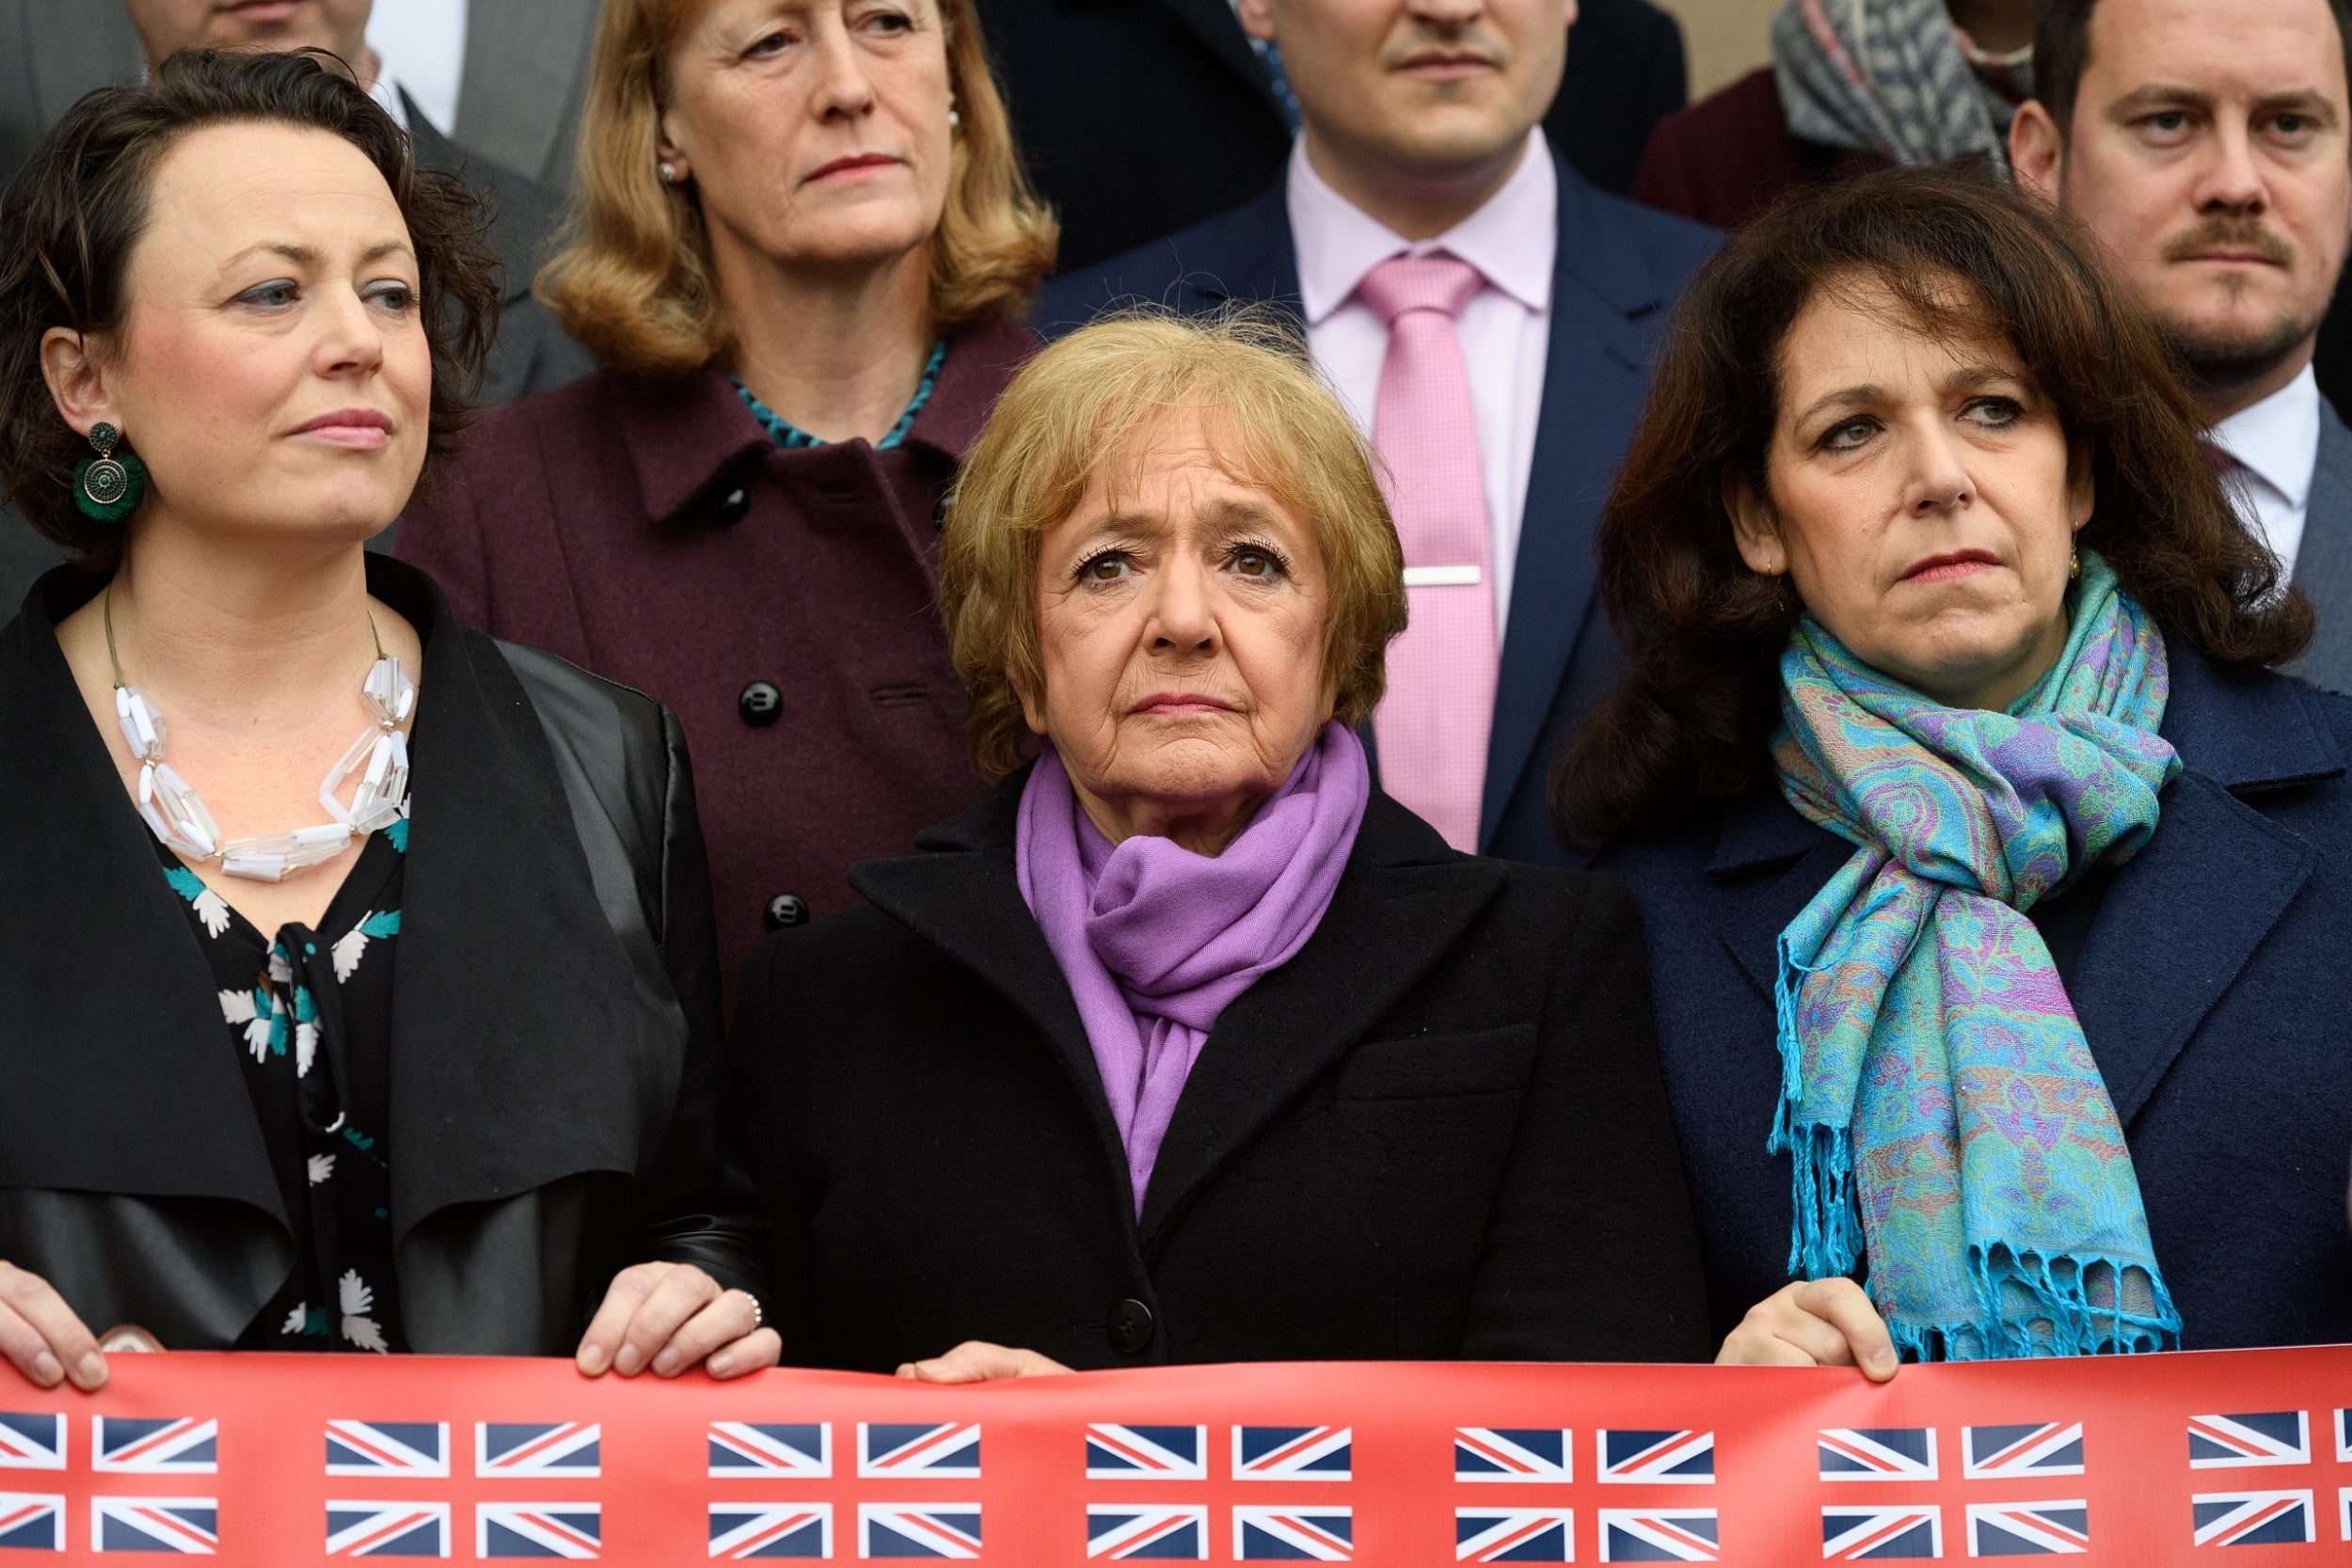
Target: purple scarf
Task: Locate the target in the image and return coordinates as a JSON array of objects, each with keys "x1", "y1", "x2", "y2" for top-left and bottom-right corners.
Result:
[{"x1": 1016, "y1": 721, "x2": 1371, "y2": 1212}]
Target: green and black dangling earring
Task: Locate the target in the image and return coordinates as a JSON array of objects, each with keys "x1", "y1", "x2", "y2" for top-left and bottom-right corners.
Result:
[{"x1": 73, "y1": 421, "x2": 147, "y2": 523}]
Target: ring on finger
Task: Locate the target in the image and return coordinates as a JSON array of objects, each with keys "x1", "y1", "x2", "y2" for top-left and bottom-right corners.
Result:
[{"x1": 732, "y1": 1290, "x2": 763, "y2": 1330}]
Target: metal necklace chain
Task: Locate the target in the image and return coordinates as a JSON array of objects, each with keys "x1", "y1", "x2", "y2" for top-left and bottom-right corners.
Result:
[{"x1": 103, "y1": 582, "x2": 416, "y2": 882}]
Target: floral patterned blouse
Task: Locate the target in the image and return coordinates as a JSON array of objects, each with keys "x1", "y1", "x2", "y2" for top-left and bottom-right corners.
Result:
[{"x1": 163, "y1": 816, "x2": 410, "y2": 1353}]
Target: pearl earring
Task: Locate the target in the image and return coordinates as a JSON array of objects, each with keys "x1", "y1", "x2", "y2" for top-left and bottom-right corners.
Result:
[
  {"x1": 946, "y1": 109, "x2": 961, "y2": 130},
  {"x1": 658, "y1": 160, "x2": 678, "y2": 183}
]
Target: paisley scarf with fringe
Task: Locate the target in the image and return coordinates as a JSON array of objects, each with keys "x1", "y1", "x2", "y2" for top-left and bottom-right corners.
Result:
[
  {"x1": 1772, "y1": 0, "x2": 2031, "y2": 177},
  {"x1": 1771, "y1": 551, "x2": 2183, "y2": 1359}
]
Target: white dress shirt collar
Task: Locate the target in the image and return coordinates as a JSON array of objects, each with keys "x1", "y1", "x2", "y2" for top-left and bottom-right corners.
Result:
[
  {"x1": 2208, "y1": 364, "x2": 2321, "y2": 515},
  {"x1": 1289, "y1": 129, "x2": 1556, "y2": 325}
]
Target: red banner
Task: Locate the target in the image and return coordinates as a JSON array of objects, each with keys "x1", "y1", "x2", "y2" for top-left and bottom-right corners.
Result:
[{"x1": 2, "y1": 1344, "x2": 2349, "y2": 1561}]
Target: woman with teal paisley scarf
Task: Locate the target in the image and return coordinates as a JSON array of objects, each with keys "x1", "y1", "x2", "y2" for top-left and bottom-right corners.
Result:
[{"x1": 1567, "y1": 167, "x2": 2352, "y2": 1372}]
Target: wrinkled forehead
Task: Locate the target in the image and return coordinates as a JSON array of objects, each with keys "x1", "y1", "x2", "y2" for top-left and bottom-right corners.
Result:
[
  {"x1": 1772, "y1": 267, "x2": 2024, "y2": 409},
  {"x1": 2082, "y1": 0, "x2": 2350, "y2": 109}
]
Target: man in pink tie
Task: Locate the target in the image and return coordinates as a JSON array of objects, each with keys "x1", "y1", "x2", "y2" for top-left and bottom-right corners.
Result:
[{"x1": 1036, "y1": 0, "x2": 1718, "y2": 862}]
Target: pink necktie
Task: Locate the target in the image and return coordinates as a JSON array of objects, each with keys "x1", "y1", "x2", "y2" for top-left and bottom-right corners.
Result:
[{"x1": 1358, "y1": 254, "x2": 1497, "y2": 853}]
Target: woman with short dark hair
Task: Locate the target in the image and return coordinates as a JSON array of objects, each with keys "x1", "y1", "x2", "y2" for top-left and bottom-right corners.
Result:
[
  {"x1": 0, "y1": 50, "x2": 774, "y2": 1385},
  {"x1": 1562, "y1": 166, "x2": 2352, "y2": 1368}
]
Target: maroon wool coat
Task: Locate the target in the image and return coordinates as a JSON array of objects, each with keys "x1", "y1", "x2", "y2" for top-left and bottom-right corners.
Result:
[
  {"x1": 397, "y1": 322, "x2": 1035, "y2": 1005},
  {"x1": 1629, "y1": 67, "x2": 1888, "y2": 230}
]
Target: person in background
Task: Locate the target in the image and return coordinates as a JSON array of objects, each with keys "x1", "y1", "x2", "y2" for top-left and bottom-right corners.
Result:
[
  {"x1": 2011, "y1": 0, "x2": 2352, "y2": 693},
  {"x1": 0, "y1": 50, "x2": 772, "y2": 1383},
  {"x1": 1036, "y1": 0, "x2": 1715, "y2": 869},
  {"x1": 981, "y1": 0, "x2": 1690, "y2": 276},
  {"x1": 725, "y1": 314, "x2": 1711, "y2": 1376},
  {"x1": 398, "y1": 0, "x2": 1054, "y2": 1006},
  {"x1": 1568, "y1": 167, "x2": 2352, "y2": 1366},
  {"x1": 1633, "y1": 0, "x2": 2031, "y2": 230},
  {"x1": 0, "y1": 0, "x2": 596, "y2": 612}
]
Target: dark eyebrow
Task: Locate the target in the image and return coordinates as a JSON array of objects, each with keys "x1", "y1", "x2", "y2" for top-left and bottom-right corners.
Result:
[
  {"x1": 1792, "y1": 385, "x2": 1883, "y2": 426},
  {"x1": 1947, "y1": 364, "x2": 2029, "y2": 392},
  {"x1": 2108, "y1": 84, "x2": 2217, "y2": 120},
  {"x1": 223, "y1": 239, "x2": 416, "y2": 271}
]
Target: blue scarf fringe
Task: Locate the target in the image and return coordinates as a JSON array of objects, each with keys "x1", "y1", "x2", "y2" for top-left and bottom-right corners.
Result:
[{"x1": 1773, "y1": 933, "x2": 2181, "y2": 1360}]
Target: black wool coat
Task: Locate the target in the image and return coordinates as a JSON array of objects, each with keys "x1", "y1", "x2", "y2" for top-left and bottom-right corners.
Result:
[{"x1": 724, "y1": 768, "x2": 1712, "y2": 1371}]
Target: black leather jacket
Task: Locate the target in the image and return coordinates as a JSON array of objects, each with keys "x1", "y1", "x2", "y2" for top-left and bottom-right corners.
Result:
[{"x1": 0, "y1": 557, "x2": 764, "y2": 1353}]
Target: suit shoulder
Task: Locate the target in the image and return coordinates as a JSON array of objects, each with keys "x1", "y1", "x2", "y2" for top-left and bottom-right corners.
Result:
[
  {"x1": 1582, "y1": 179, "x2": 1722, "y2": 277},
  {"x1": 1575, "y1": 0, "x2": 1681, "y2": 55},
  {"x1": 494, "y1": 634, "x2": 670, "y2": 758},
  {"x1": 1031, "y1": 195, "x2": 1287, "y2": 335}
]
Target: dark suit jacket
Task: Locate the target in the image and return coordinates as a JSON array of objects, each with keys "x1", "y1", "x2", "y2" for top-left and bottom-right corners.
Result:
[
  {"x1": 1033, "y1": 164, "x2": 1719, "y2": 866},
  {"x1": 0, "y1": 557, "x2": 762, "y2": 1353},
  {"x1": 397, "y1": 323, "x2": 1035, "y2": 1009},
  {"x1": 981, "y1": 0, "x2": 1687, "y2": 276},
  {"x1": 1596, "y1": 643, "x2": 2352, "y2": 1351},
  {"x1": 2290, "y1": 394, "x2": 2352, "y2": 694},
  {"x1": 724, "y1": 771, "x2": 1711, "y2": 1370}
]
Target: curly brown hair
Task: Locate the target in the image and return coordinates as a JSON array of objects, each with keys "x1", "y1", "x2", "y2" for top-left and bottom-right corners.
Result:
[
  {"x1": 0, "y1": 48, "x2": 501, "y2": 568},
  {"x1": 1552, "y1": 165, "x2": 2312, "y2": 849}
]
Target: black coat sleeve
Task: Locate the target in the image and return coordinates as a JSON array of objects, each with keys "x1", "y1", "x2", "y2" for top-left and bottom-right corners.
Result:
[
  {"x1": 1460, "y1": 873, "x2": 1714, "y2": 1361},
  {"x1": 623, "y1": 706, "x2": 771, "y2": 1305},
  {"x1": 722, "y1": 927, "x2": 822, "y2": 1356}
]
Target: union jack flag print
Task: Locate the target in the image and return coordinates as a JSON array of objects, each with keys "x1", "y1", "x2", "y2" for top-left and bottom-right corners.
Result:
[
  {"x1": 857, "y1": 1501, "x2": 981, "y2": 1558},
  {"x1": 708, "y1": 1421, "x2": 830, "y2": 1479},
  {"x1": 91, "y1": 1496, "x2": 218, "y2": 1553},
  {"x1": 1960, "y1": 1424, "x2": 2083, "y2": 1481},
  {"x1": 478, "y1": 1500, "x2": 601, "y2": 1558},
  {"x1": 1233, "y1": 1504, "x2": 1351, "y2": 1560},
  {"x1": 1454, "y1": 1429, "x2": 1573, "y2": 1483},
  {"x1": 1454, "y1": 1507, "x2": 1571, "y2": 1561},
  {"x1": 1234, "y1": 1426, "x2": 1353, "y2": 1481},
  {"x1": 477, "y1": 1422, "x2": 601, "y2": 1479},
  {"x1": 1963, "y1": 1500, "x2": 2089, "y2": 1556},
  {"x1": 1597, "y1": 1431, "x2": 1713, "y2": 1485},
  {"x1": 1820, "y1": 1504, "x2": 1940, "y2": 1560},
  {"x1": 859, "y1": 1422, "x2": 980, "y2": 1480},
  {"x1": 93, "y1": 1417, "x2": 217, "y2": 1474},
  {"x1": 2190, "y1": 1489, "x2": 2314, "y2": 1546},
  {"x1": 2186, "y1": 1411, "x2": 2310, "y2": 1468},
  {"x1": 323, "y1": 1498, "x2": 450, "y2": 1557},
  {"x1": 0, "y1": 1492, "x2": 62, "y2": 1551},
  {"x1": 1086, "y1": 1424, "x2": 1207, "y2": 1481},
  {"x1": 1596, "y1": 1507, "x2": 1717, "y2": 1560},
  {"x1": 1818, "y1": 1429, "x2": 1937, "y2": 1483},
  {"x1": 707, "y1": 1501, "x2": 830, "y2": 1559},
  {"x1": 1086, "y1": 1502, "x2": 1207, "y2": 1559},
  {"x1": 326, "y1": 1419, "x2": 451, "y2": 1478},
  {"x1": 0, "y1": 1413, "x2": 64, "y2": 1471}
]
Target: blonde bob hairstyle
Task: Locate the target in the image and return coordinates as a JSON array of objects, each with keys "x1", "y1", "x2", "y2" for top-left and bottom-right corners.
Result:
[
  {"x1": 942, "y1": 311, "x2": 1409, "y2": 781},
  {"x1": 539, "y1": 0, "x2": 1057, "y2": 375}
]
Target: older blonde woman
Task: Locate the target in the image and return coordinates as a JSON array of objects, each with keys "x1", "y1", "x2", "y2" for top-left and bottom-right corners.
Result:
[
  {"x1": 723, "y1": 316, "x2": 1710, "y2": 1378},
  {"x1": 398, "y1": 0, "x2": 1056, "y2": 998}
]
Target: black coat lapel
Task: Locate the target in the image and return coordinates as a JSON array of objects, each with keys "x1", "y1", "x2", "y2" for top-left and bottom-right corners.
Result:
[
  {"x1": 0, "y1": 570, "x2": 280, "y2": 1219},
  {"x1": 368, "y1": 558, "x2": 674, "y2": 1243},
  {"x1": 850, "y1": 769, "x2": 1139, "y2": 1212},
  {"x1": 1136, "y1": 796, "x2": 1507, "y2": 1245},
  {"x1": 1175, "y1": 182, "x2": 1305, "y2": 317},
  {"x1": 2065, "y1": 646, "x2": 2338, "y2": 1126}
]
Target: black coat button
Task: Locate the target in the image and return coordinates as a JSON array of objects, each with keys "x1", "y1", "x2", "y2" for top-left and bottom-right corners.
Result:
[
  {"x1": 1106, "y1": 1297, "x2": 1155, "y2": 1355},
  {"x1": 763, "y1": 894, "x2": 810, "y2": 932},
  {"x1": 711, "y1": 484, "x2": 751, "y2": 524},
  {"x1": 739, "y1": 680, "x2": 783, "y2": 727}
]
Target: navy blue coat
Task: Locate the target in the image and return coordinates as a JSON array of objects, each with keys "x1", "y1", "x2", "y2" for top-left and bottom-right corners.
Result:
[
  {"x1": 1597, "y1": 645, "x2": 2352, "y2": 1352},
  {"x1": 1033, "y1": 165, "x2": 1718, "y2": 866}
]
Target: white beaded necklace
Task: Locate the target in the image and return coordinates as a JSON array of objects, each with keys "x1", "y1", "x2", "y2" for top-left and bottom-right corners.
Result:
[{"x1": 105, "y1": 584, "x2": 416, "y2": 882}]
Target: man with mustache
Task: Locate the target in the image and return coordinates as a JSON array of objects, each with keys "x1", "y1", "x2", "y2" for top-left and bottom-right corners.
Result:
[
  {"x1": 2012, "y1": 0, "x2": 2352, "y2": 691},
  {"x1": 1034, "y1": 0, "x2": 1716, "y2": 866}
]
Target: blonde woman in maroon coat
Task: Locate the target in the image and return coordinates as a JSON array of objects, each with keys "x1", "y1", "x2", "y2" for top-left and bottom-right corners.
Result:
[{"x1": 399, "y1": 0, "x2": 1055, "y2": 1001}]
